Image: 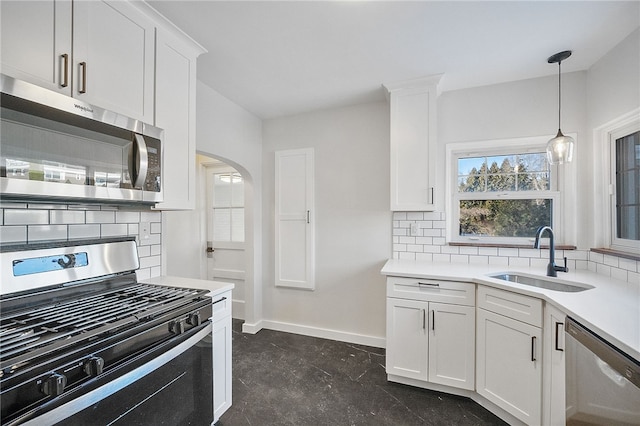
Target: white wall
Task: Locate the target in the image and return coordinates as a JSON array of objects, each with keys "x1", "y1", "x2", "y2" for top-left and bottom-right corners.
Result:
[
  {"x1": 261, "y1": 101, "x2": 391, "y2": 346},
  {"x1": 163, "y1": 80, "x2": 264, "y2": 327}
]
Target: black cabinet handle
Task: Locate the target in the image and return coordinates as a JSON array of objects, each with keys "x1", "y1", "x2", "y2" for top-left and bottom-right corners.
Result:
[
  {"x1": 555, "y1": 322, "x2": 564, "y2": 352},
  {"x1": 531, "y1": 336, "x2": 537, "y2": 361}
]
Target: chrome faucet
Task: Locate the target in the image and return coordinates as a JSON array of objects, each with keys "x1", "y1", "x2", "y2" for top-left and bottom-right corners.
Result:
[{"x1": 534, "y1": 226, "x2": 568, "y2": 277}]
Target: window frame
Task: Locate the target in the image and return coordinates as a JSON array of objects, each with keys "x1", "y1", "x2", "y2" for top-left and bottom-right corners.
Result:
[
  {"x1": 446, "y1": 135, "x2": 574, "y2": 246},
  {"x1": 207, "y1": 167, "x2": 246, "y2": 247},
  {"x1": 609, "y1": 121, "x2": 640, "y2": 253}
]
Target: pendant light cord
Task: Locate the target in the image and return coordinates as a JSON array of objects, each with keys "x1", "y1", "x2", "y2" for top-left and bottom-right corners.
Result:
[{"x1": 558, "y1": 61, "x2": 562, "y2": 131}]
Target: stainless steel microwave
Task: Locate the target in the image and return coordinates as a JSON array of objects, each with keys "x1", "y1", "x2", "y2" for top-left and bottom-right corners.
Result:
[{"x1": 0, "y1": 74, "x2": 163, "y2": 204}]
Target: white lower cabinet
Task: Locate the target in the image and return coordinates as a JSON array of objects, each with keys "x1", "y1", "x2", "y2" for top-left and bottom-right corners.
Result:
[
  {"x1": 212, "y1": 291, "x2": 232, "y2": 422},
  {"x1": 386, "y1": 277, "x2": 475, "y2": 390},
  {"x1": 476, "y1": 286, "x2": 543, "y2": 426},
  {"x1": 543, "y1": 303, "x2": 566, "y2": 426}
]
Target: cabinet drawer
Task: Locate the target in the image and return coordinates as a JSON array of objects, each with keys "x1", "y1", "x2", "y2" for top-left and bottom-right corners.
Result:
[
  {"x1": 387, "y1": 277, "x2": 475, "y2": 306},
  {"x1": 478, "y1": 286, "x2": 542, "y2": 327},
  {"x1": 212, "y1": 291, "x2": 232, "y2": 322}
]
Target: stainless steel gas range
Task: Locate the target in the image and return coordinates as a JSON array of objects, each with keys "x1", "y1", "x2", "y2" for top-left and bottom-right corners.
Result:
[{"x1": 0, "y1": 237, "x2": 222, "y2": 425}]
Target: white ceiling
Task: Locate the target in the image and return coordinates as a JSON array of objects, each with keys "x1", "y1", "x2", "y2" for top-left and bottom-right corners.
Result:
[{"x1": 147, "y1": 1, "x2": 640, "y2": 119}]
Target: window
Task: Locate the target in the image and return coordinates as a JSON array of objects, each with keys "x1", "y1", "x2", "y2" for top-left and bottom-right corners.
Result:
[
  {"x1": 448, "y1": 137, "x2": 561, "y2": 245},
  {"x1": 212, "y1": 172, "x2": 244, "y2": 242},
  {"x1": 610, "y1": 127, "x2": 640, "y2": 253}
]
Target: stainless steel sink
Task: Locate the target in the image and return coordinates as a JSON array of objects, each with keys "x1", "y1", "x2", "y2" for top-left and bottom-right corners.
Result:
[{"x1": 489, "y1": 273, "x2": 594, "y2": 292}]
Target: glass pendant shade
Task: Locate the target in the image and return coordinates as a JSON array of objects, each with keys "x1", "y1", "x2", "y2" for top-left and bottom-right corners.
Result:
[
  {"x1": 546, "y1": 129, "x2": 574, "y2": 164},
  {"x1": 547, "y1": 50, "x2": 573, "y2": 165}
]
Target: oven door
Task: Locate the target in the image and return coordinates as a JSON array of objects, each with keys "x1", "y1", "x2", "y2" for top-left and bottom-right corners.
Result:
[
  {"x1": 20, "y1": 322, "x2": 213, "y2": 426},
  {"x1": 565, "y1": 317, "x2": 640, "y2": 425}
]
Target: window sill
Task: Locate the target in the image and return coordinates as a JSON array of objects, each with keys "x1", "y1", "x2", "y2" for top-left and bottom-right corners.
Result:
[
  {"x1": 590, "y1": 248, "x2": 640, "y2": 262},
  {"x1": 449, "y1": 242, "x2": 577, "y2": 250}
]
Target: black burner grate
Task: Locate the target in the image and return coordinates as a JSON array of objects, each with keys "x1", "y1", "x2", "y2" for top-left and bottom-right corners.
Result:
[{"x1": 0, "y1": 283, "x2": 205, "y2": 371}]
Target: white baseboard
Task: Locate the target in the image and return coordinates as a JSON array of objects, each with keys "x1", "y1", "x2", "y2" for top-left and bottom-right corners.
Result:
[
  {"x1": 241, "y1": 319, "x2": 263, "y2": 334},
  {"x1": 258, "y1": 319, "x2": 385, "y2": 348}
]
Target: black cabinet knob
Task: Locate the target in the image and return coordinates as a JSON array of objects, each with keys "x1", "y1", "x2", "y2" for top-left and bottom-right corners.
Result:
[
  {"x1": 41, "y1": 373, "x2": 67, "y2": 397},
  {"x1": 83, "y1": 356, "x2": 105, "y2": 377}
]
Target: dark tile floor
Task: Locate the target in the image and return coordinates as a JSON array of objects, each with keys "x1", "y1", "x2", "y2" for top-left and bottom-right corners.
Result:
[{"x1": 219, "y1": 319, "x2": 507, "y2": 426}]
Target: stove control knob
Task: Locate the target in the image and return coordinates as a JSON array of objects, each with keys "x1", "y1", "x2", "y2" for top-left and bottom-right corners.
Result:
[
  {"x1": 83, "y1": 356, "x2": 105, "y2": 377},
  {"x1": 41, "y1": 373, "x2": 67, "y2": 397},
  {"x1": 187, "y1": 312, "x2": 201, "y2": 326},
  {"x1": 170, "y1": 319, "x2": 185, "y2": 335}
]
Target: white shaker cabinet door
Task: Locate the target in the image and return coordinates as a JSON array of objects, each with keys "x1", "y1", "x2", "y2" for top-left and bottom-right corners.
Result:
[
  {"x1": 73, "y1": 0, "x2": 155, "y2": 123},
  {"x1": 428, "y1": 302, "x2": 475, "y2": 390},
  {"x1": 0, "y1": 0, "x2": 72, "y2": 95},
  {"x1": 477, "y1": 308, "x2": 542, "y2": 425},
  {"x1": 275, "y1": 148, "x2": 315, "y2": 290},
  {"x1": 386, "y1": 298, "x2": 429, "y2": 381}
]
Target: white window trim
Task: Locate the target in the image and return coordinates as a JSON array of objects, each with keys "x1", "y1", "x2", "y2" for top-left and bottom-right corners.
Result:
[
  {"x1": 205, "y1": 164, "x2": 246, "y2": 246},
  {"x1": 446, "y1": 135, "x2": 577, "y2": 246},
  {"x1": 594, "y1": 108, "x2": 640, "y2": 253}
]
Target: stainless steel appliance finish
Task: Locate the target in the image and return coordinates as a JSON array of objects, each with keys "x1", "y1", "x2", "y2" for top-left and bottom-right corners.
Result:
[
  {"x1": 0, "y1": 238, "x2": 216, "y2": 425},
  {"x1": 565, "y1": 317, "x2": 640, "y2": 425},
  {"x1": 0, "y1": 74, "x2": 163, "y2": 204}
]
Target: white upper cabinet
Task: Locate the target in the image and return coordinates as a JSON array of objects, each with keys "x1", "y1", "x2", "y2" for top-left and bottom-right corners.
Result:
[
  {"x1": 72, "y1": 1, "x2": 155, "y2": 123},
  {"x1": 1, "y1": 0, "x2": 72, "y2": 94},
  {"x1": 384, "y1": 75, "x2": 441, "y2": 211},
  {"x1": 1, "y1": 0, "x2": 155, "y2": 123},
  {"x1": 153, "y1": 29, "x2": 203, "y2": 210}
]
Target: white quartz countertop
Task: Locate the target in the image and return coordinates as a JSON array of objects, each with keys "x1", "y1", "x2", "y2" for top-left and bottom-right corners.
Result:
[
  {"x1": 381, "y1": 259, "x2": 640, "y2": 361},
  {"x1": 141, "y1": 276, "x2": 234, "y2": 297}
]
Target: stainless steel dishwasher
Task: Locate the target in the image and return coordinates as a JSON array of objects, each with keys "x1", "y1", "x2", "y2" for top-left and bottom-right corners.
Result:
[{"x1": 565, "y1": 317, "x2": 640, "y2": 425}]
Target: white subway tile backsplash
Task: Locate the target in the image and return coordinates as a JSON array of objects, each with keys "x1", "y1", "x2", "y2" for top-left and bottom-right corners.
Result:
[
  {"x1": 86, "y1": 211, "x2": 115, "y2": 224},
  {"x1": 150, "y1": 245, "x2": 161, "y2": 256},
  {"x1": 575, "y1": 260, "x2": 588, "y2": 270},
  {"x1": 393, "y1": 212, "x2": 407, "y2": 221},
  {"x1": 478, "y1": 247, "x2": 498, "y2": 256},
  {"x1": 399, "y1": 236, "x2": 415, "y2": 244},
  {"x1": 407, "y1": 244, "x2": 423, "y2": 252},
  {"x1": 50, "y1": 210, "x2": 85, "y2": 224},
  {"x1": 518, "y1": 248, "x2": 540, "y2": 258},
  {"x1": 459, "y1": 246, "x2": 478, "y2": 255},
  {"x1": 150, "y1": 222, "x2": 161, "y2": 233},
  {"x1": 498, "y1": 248, "x2": 519, "y2": 257},
  {"x1": 488, "y1": 256, "x2": 509, "y2": 266},
  {"x1": 407, "y1": 212, "x2": 424, "y2": 220},
  {"x1": 603, "y1": 255, "x2": 619, "y2": 268},
  {"x1": 139, "y1": 255, "x2": 161, "y2": 269},
  {"x1": 416, "y1": 252, "x2": 434, "y2": 262},
  {"x1": 68, "y1": 224, "x2": 100, "y2": 239},
  {"x1": 451, "y1": 254, "x2": 469, "y2": 264},
  {"x1": 469, "y1": 255, "x2": 489, "y2": 265},
  {"x1": 101, "y1": 223, "x2": 128, "y2": 237},
  {"x1": 393, "y1": 244, "x2": 407, "y2": 252},
  {"x1": 0, "y1": 226, "x2": 27, "y2": 243},
  {"x1": 28, "y1": 225, "x2": 67, "y2": 241},
  {"x1": 5, "y1": 209, "x2": 48, "y2": 225},
  {"x1": 508, "y1": 257, "x2": 530, "y2": 267},
  {"x1": 423, "y1": 212, "x2": 442, "y2": 220},
  {"x1": 415, "y1": 236, "x2": 433, "y2": 245},
  {"x1": 116, "y1": 211, "x2": 141, "y2": 223},
  {"x1": 589, "y1": 252, "x2": 604, "y2": 264},
  {"x1": 0, "y1": 204, "x2": 163, "y2": 279},
  {"x1": 611, "y1": 267, "x2": 628, "y2": 282},
  {"x1": 619, "y1": 258, "x2": 638, "y2": 272},
  {"x1": 399, "y1": 252, "x2": 416, "y2": 260},
  {"x1": 596, "y1": 263, "x2": 611, "y2": 276},
  {"x1": 433, "y1": 253, "x2": 451, "y2": 262}
]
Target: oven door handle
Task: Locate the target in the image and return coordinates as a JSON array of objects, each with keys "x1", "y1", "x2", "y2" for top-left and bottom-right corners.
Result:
[{"x1": 20, "y1": 322, "x2": 212, "y2": 426}]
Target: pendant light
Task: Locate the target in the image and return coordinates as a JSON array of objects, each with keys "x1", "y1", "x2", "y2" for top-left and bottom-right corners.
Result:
[{"x1": 546, "y1": 50, "x2": 574, "y2": 165}]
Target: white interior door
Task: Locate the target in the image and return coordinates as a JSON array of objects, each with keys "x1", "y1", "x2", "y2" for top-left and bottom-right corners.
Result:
[{"x1": 206, "y1": 165, "x2": 246, "y2": 319}]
